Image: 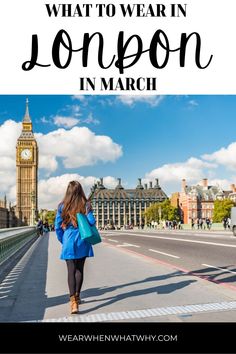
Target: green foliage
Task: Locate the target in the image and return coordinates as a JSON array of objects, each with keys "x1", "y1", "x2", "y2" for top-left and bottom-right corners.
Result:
[
  {"x1": 144, "y1": 199, "x2": 180, "y2": 223},
  {"x1": 213, "y1": 199, "x2": 235, "y2": 223},
  {"x1": 143, "y1": 204, "x2": 160, "y2": 222},
  {"x1": 39, "y1": 209, "x2": 56, "y2": 224}
]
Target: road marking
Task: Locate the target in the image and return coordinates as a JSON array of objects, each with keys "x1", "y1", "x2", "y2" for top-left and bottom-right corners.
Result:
[
  {"x1": 149, "y1": 249, "x2": 180, "y2": 259},
  {"x1": 202, "y1": 264, "x2": 236, "y2": 275},
  {"x1": 185, "y1": 232, "x2": 232, "y2": 239},
  {"x1": 108, "y1": 239, "x2": 118, "y2": 243},
  {"x1": 102, "y1": 240, "x2": 236, "y2": 291},
  {"x1": 117, "y1": 243, "x2": 140, "y2": 248},
  {"x1": 107, "y1": 232, "x2": 236, "y2": 248},
  {"x1": 36, "y1": 301, "x2": 236, "y2": 322}
]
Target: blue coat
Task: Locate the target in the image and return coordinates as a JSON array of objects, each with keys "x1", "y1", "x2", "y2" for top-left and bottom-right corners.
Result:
[{"x1": 55, "y1": 205, "x2": 95, "y2": 260}]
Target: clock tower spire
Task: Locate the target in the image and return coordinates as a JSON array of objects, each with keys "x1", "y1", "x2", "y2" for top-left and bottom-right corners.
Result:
[
  {"x1": 24, "y1": 98, "x2": 31, "y2": 122},
  {"x1": 19, "y1": 98, "x2": 34, "y2": 139},
  {"x1": 16, "y1": 99, "x2": 38, "y2": 226}
]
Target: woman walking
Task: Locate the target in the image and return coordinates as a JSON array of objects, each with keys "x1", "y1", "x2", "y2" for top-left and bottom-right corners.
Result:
[{"x1": 55, "y1": 180, "x2": 95, "y2": 314}]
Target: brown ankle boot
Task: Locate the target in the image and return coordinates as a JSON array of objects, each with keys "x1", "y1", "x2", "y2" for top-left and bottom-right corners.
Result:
[
  {"x1": 75, "y1": 292, "x2": 81, "y2": 305},
  {"x1": 70, "y1": 295, "x2": 78, "y2": 314}
]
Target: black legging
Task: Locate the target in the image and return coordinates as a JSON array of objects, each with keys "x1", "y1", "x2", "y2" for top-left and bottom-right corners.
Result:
[{"x1": 66, "y1": 258, "x2": 86, "y2": 297}]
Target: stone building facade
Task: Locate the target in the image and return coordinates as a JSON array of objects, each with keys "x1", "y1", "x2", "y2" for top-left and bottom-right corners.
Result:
[
  {"x1": 89, "y1": 178, "x2": 168, "y2": 228},
  {"x1": 174, "y1": 178, "x2": 232, "y2": 224},
  {"x1": 0, "y1": 197, "x2": 8, "y2": 229},
  {"x1": 0, "y1": 197, "x2": 18, "y2": 229},
  {"x1": 228, "y1": 184, "x2": 236, "y2": 203}
]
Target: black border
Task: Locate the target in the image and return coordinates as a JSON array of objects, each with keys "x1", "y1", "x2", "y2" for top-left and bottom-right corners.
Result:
[{"x1": 0, "y1": 322, "x2": 235, "y2": 353}]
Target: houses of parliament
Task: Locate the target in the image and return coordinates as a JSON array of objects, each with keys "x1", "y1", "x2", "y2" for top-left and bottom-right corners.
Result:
[{"x1": 0, "y1": 100, "x2": 38, "y2": 228}]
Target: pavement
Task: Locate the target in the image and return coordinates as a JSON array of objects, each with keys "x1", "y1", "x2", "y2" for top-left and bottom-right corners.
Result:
[{"x1": 0, "y1": 231, "x2": 235, "y2": 322}]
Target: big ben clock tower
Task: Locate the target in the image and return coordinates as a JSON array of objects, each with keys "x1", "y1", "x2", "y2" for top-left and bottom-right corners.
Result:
[{"x1": 16, "y1": 99, "x2": 38, "y2": 226}]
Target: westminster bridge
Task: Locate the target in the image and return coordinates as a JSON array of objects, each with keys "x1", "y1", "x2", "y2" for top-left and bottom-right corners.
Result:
[{"x1": 0, "y1": 226, "x2": 236, "y2": 324}]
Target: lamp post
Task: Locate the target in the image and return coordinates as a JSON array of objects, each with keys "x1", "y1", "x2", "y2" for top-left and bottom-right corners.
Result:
[
  {"x1": 158, "y1": 206, "x2": 162, "y2": 221},
  {"x1": 30, "y1": 190, "x2": 36, "y2": 226}
]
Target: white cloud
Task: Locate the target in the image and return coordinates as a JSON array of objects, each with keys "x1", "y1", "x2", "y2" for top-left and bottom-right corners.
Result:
[
  {"x1": 98, "y1": 98, "x2": 115, "y2": 107},
  {"x1": 6, "y1": 172, "x2": 119, "y2": 208},
  {"x1": 203, "y1": 142, "x2": 236, "y2": 170},
  {"x1": 188, "y1": 100, "x2": 198, "y2": 107},
  {"x1": 117, "y1": 95, "x2": 164, "y2": 107},
  {"x1": 72, "y1": 95, "x2": 165, "y2": 108},
  {"x1": 38, "y1": 174, "x2": 117, "y2": 209},
  {"x1": 72, "y1": 95, "x2": 87, "y2": 102},
  {"x1": 70, "y1": 105, "x2": 81, "y2": 113},
  {"x1": 72, "y1": 95, "x2": 89, "y2": 106},
  {"x1": 0, "y1": 120, "x2": 21, "y2": 157},
  {"x1": 83, "y1": 113, "x2": 100, "y2": 125},
  {"x1": 67, "y1": 105, "x2": 82, "y2": 117},
  {"x1": 53, "y1": 115, "x2": 80, "y2": 128},
  {"x1": 208, "y1": 178, "x2": 233, "y2": 190},
  {"x1": 0, "y1": 170, "x2": 16, "y2": 195},
  {"x1": 0, "y1": 156, "x2": 15, "y2": 170},
  {"x1": 35, "y1": 126, "x2": 122, "y2": 170},
  {"x1": 8, "y1": 184, "x2": 16, "y2": 203},
  {"x1": 102, "y1": 176, "x2": 118, "y2": 188},
  {"x1": 40, "y1": 116, "x2": 51, "y2": 124},
  {"x1": 145, "y1": 157, "x2": 217, "y2": 183},
  {"x1": 144, "y1": 157, "x2": 221, "y2": 196},
  {"x1": 39, "y1": 155, "x2": 58, "y2": 172},
  {"x1": 0, "y1": 119, "x2": 122, "y2": 203},
  {"x1": 0, "y1": 120, "x2": 21, "y2": 194}
]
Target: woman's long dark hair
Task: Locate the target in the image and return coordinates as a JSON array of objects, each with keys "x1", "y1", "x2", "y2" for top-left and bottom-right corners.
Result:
[{"x1": 61, "y1": 180, "x2": 87, "y2": 228}]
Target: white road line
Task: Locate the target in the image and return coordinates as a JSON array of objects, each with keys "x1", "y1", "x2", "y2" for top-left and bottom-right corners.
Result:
[
  {"x1": 108, "y1": 239, "x2": 119, "y2": 243},
  {"x1": 117, "y1": 243, "x2": 140, "y2": 248},
  {"x1": 149, "y1": 249, "x2": 180, "y2": 259},
  {"x1": 202, "y1": 264, "x2": 236, "y2": 275},
  {"x1": 108, "y1": 232, "x2": 236, "y2": 248},
  {"x1": 191, "y1": 233, "x2": 227, "y2": 240}
]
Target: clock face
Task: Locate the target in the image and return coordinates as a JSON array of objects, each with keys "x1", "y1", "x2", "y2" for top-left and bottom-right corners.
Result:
[{"x1": 21, "y1": 148, "x2": 32, "y2": 160}]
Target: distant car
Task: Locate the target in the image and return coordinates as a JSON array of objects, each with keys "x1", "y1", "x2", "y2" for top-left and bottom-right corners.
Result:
[{"x1": 230, "y1": 207, "x2": 236, "y2": 236}]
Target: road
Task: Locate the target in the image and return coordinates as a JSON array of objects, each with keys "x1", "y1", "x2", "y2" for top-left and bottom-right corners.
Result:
[
  {"x1": 102, "y1": 229, "x2": 236, "y2": 288},
  {"x1": 0, "y1": 230, "x2": 235, "y2": 323}
]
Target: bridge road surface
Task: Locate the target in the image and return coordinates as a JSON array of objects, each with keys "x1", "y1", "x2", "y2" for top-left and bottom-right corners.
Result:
[
  {"x1": 0, "y1": 231, "x2": 236, "y2": 322},
  {"x1": 103, "y1": 229, "x2": 236, "y2": 287}
]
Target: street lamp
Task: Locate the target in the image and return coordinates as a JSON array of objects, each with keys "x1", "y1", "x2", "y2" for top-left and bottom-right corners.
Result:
[
  {"x1": 158, "y1": 206, "x2": 162, "y2": 221},
  {"x1": 30, "y1": 190, "x2": 36, "y2": 226}
]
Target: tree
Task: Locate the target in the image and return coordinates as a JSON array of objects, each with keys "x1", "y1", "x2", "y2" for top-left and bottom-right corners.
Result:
[
  {"x1": 144, "y1": 199, "x2": 180, "y2": 223},
  {"x1": 168, "y1": 205, "x2": 180, "y2": 221},
  {"x1": 144, "y1": 203, "x2": 160, "y2": 223},
  {"x1": 213, "y1": 199, "x2": 235, "y2": 223},
  {"x1": 39, "y1": 209, "x2": 56, "y2": 224}
]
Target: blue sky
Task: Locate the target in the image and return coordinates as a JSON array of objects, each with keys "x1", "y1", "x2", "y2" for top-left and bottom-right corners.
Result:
[{"x1": 1, "y1": 95, "x2": 236, "y2": 208}]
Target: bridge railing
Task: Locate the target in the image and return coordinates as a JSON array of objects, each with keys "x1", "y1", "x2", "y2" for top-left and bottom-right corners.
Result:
[{"x1": 0, "y1": 226, "x2": 38, "y2": 266}]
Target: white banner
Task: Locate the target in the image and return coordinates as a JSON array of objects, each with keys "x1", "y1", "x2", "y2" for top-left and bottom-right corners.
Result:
[{"x1": 0, "y1": 0, "x2": 235, "y2": 94}]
